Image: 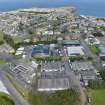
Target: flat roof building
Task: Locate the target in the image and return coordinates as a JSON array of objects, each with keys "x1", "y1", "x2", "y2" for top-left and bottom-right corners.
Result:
[
  {"x1": 63, "y1": 40, "x2": 80, "y2": 46},
  {"x1": 71, "y1": 61, "x2": 98, "y2": 86},
  {"x1": 67, "y1": 46, "x2": 84, "y2": 56},
  {"x1": 96, "y1": 44, "x2": 105, "y2": 57},
  {"x1": 38, "y1": 61, "x2": 78, "y2": 91},
  {"x1": 31, "y1": 44, "x2": 50, "y2": 57},
  {"x1": 38, "y1": 78, "x2": 70, "y2": 91},
  {"x1": 71, "y1": 61, "x2": 95, "y2": 71}
]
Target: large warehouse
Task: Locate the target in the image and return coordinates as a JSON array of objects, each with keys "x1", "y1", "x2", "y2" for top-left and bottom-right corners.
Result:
[
  {"x1": 67, "y1": 46, "x2": 85, "y2": 56},
  {"x1": 38, "y1": 61, "x2": 78, "y2": 91},
  {"x1": 31, "y1": 44, "x2": 50, "y2": 57}
]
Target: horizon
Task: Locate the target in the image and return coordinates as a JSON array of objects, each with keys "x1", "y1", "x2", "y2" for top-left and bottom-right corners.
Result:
[{"x1": 0, "y1": 0, "x2": 105, "y2": 17}]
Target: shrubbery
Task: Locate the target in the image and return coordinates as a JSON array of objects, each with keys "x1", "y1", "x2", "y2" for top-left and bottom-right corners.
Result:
[
  {"x1": 0, "y1": 92, "x2": 15, "y2": 105},
  {"x1": 28, "y1": 89, "x2": 79, "y2": 105},
  {"x1": 34, "y1": 56, "x2": 62, "y2": 61}
]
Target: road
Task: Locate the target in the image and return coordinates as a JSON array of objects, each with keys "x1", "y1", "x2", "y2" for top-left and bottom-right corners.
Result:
[
  {"x1": 0, "y1": 52, "x2": 14, "y2": 62},
  {"x1": 65, "y1": 62, "x2": 87, "y2": 105},
  {"x1": 0, "y1": 70, "x2": 30, "y2": 105},
  {"x1": 71, "y1": 71, "x2": 87, "y2": 105},
  {"x1": 80, "y1": 36, "x2": 103, "y2": 70}
]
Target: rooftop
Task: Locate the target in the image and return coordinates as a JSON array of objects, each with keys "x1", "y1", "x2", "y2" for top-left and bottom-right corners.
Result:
[
  {"x1": 96, "y1": 44, "x2": 105, "y2": 54},
  {"x1": 41, "y1": 61, "x2": 68, "y2": 72},
  {"x1": 67, "y1": 46, "x2": 84, "y2": 56},
  {"x1": 31, "y1": 44, "x2": 49, "y2": 57},
  {"x1": 38, "y1": 78, "x2": 70, "y2": 91},
  {"x1": 72, "y1": 61, "x2": 95, "y2": 71},
  {"x1": 63, "y1": 40, "x2": 80, "y2": 46},
  {"x1": 38, "y1": 61, "x2": 77, "y2": 91}
]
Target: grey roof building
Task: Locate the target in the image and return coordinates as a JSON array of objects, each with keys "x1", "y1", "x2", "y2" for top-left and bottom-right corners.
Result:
[
  {"x1": 38, "y1": 61, "x2": 78, "y2": 91},
  {"x1": 38, "y1": 78, "x2": 70, "y2": 91},
  {"x1": 71, "y1": 61, "x2": 99, "y2": 86},
  {"x1": 31, "y1": 44, "x2": 50, "y2": 57},
  {"x1": 71, "y1": 61, "x2": 95, "y2": 71},
  {"x1": 96, "y1": 44, "x2": 105, "y2": 57}
]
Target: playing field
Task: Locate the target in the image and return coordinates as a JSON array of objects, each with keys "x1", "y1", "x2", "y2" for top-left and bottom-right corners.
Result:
[{"x1": 90, "y1": 89, "x2": 105, "y2": 105}]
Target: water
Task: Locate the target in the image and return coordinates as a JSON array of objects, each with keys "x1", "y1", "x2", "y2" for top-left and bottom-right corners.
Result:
[{"x1": 0, "y1": 0, "x2": 105, "y2": 17}]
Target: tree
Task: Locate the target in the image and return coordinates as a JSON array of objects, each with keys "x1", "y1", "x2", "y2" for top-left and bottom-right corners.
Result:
[
  {"x1": 0, "y1": 92, "x2": 15, "y2": 105},
  {"x1": 88, "y1": 80, "x2": 105, "y2": 89},
  {"x1": 3, "y1": 34, "x2": 15, "y2": 48},
  {"x1": 51, "y1": 19, "x2": 61, "y2": 35},
  {"x1": 100, "y1": 70, "x2": 105, "y2": 81},
  {"x1": 0, "y1": 41, "x2": 4, "y2": 45}
]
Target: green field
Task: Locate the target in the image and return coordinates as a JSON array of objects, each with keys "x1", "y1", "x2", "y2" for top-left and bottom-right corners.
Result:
[
  {"x1": 0, "y1": 60, "x2": 5, "y2": 64},
  {"x1": 28, "y1": 89, "x2": 79, "y2": 105},
  {"x1": 89, "y1": 89, "x2": 105, "y2": 105}
]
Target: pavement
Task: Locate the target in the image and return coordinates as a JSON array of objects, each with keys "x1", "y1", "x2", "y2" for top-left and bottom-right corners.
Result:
[{"x1": 0, "y1": 70, "x2": 30, "y2": 105}]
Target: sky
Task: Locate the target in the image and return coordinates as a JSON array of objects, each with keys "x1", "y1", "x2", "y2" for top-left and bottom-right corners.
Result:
[{"x1": 0, "y1": 0, "x2": 103, "y2": 2}]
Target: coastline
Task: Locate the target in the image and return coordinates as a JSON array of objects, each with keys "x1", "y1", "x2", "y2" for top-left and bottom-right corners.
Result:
[{"x1": 1, "y1": 7, "x2": 105, "y2": 19}]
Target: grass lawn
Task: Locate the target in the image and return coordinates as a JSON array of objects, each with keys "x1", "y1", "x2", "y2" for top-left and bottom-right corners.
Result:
[
  {"x1": 28, "y1": 89, "x2": 79, "y2": 105},
  {"x1": 89, "y1": 89, "x2": 105, "y2": 105},
  {"x1": 0, "y1": 92, "x2": 15, "y2": 105},
  {"x1": 0, "y1": 60, "x2": 5, "y2": 64}
]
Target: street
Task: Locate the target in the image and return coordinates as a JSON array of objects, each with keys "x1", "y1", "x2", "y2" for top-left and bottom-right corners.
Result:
[
  {"x1": 80, "y1": 36, "x2": 103, "y2": 70},
  {"x1": 0, "y1": 70, "x2": 30, "y2": 105}
]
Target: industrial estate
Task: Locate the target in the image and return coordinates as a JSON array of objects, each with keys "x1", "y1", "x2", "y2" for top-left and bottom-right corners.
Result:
[{"x1": 0, "y1": 7, "x2": 105, "y2": 105}]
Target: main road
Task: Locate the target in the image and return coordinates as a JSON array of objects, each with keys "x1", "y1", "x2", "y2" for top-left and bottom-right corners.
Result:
[
  {"x1": 80, "y1": 35, "x2": 103, "y2": 70},
  {"x1": 0, "y1": 70, "x2": 30, "y2": 105}
]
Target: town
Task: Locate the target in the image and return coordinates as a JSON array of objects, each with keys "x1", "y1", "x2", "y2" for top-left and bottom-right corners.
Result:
[{"x1": 0, "y1": 7, "x2": 105, "y2": 105}]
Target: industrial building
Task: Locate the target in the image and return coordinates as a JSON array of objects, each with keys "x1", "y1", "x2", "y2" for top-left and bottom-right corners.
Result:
[
  {"x1": 41, "y1": 61, "x2": 67, "y2": 72},
  {"x1": 63, "y1": 40, "x2": 80, "y2": 46},
  {"x1": 71, "y1": 61, "x2": 95, "y2": 71},
  {"x1": 96, "y1": 44, "x2": 105, "y2": 57},
  {"x1": 38, "y1": 61, "x2": 77, "y2": 91},
  {"x1": 71, "y1": 61, "x2": 99, "y2": 86},
  {"x1": 31, "y1": 44, "x2": 50, "y2": 57},
  {"x1": 67, "y1": 46, "x2": 85, "y2": 56},
  {"x1": 38, "y1": 78, "x2": 70, "y2": 91}
]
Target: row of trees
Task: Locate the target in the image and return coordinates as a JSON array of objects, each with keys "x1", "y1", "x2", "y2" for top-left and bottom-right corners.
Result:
[
  {"x1": 34, "y1": 56, "x2": 62, "y2": 62},
  {"x1": 69, "y1": 56, "x2": 84, "y2": 62},
  {"x1": 0, "y1": 41, "x2": 4, "y2": 45},
  {"x1": 3, "y1": 34, "x2": 16, "y2": 48},
  {"x1": 100, "y1": 70, "x2": 105, "y2": 81},
  {"x1": 3, "y1": 33, "x2": 57, "y2": 50},
  {"x1": 88, "y1": 80, "x2": 105, "y2": 89},
  {"x1": 88, "y1": 70, "x2": 105, "y2": 89}
]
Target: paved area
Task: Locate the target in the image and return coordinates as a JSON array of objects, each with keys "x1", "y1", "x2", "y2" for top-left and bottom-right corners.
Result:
[{"x1": 0, "y1": 70, "x2": 30, "y2": 105}]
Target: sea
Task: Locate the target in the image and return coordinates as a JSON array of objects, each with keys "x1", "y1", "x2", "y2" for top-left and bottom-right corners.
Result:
[{"x1": 0, "y1": 0, "x2": 105, "y2": 17}]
